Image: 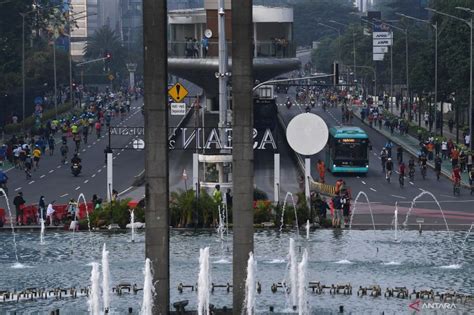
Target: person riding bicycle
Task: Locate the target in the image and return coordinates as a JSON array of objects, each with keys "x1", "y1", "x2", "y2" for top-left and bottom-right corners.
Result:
[
  {"x1": 419, "y1": 153, "x2": 428, "y2": 168},
  {"x1": 452, "y1": 165, "x2": 461, "y2": 184},
  {"x1": 380, "y1": 148, "x2": 388, "y2": 172},
  {"x1": 0, "y1": 170, "x2": 8, "y2": 193},
  {"x1": 408, "y1": 157, "x2": 415, "y2": 171},
  {"x1": 385, "y1": 157, "x2": 394, "y2": 180},
  {"x1": 434, "y1": 154, "x2": 442, "y2": 180},
  {"x1": 399, "y1": 162, "x2": 406, "y2": 177}
]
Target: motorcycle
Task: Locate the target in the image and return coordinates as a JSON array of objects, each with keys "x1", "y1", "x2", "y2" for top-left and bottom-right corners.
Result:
[
  {"x1": 286, "y1": 99, "x2": 292, "y2": 109},
  {"x1": 71, "y1": 163, "x2": 82, "y2": 177}
]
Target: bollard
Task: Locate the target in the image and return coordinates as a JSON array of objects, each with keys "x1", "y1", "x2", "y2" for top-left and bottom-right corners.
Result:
[
  {"x1": 128, "y1": 307, "x2": 133, "y2": 313},
  {"x1": 339, "y1": 305, "x2": 344, "y2": 313}
]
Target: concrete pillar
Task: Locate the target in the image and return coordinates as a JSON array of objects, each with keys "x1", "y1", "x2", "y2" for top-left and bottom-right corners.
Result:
[
  {"x1": 143, "y1": 0, "x2": 169, "y2": 313},
  {"x1": 232, "y1": 0, "x2": 254, "y2": 314},
  {"x1": 193, "y1": 153, "x2": 199, "y2": 191},
  {"x1": 305, "y1": 158, "x2": 311, "y2": 208},
  {"x1": 274, "y1": 153, "x2": 280, "y2": 204},
  {"x1": 107, "y1": 153, "x2": 113, "y2": 202},
  {"x1": 253, "y1": 23, "x2": 257, "y2": 57}
]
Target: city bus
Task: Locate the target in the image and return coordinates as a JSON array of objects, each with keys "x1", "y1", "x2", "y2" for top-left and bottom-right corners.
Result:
[{"x1": 325, "y1": 126, "x2": 369, "y2": 174}]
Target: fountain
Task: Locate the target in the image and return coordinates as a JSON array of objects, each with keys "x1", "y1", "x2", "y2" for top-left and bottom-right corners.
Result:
[
  {"x1": 217, "y1": 205, "x2": 225, "y2": 242},
  {"x1": 102, "y1": 244, "x2": 110, "y2": 313},
  {"x1": 288, "y1": 238, "x2": 298, "y2": 308},
  {"x1": 297, "y1": 249, "x2": 308, "y2": 315},
  {"x1": 349, "y1": 191, "x2": 376, "y2": 232},
  {"x1": 393, "y1": 203, "x2": 398, "y2": 242},
  {"x1": 77, "y1": 193, "x2": 92, "y2": 234},
  {"x1": 197, "y1": 247, "x2": 210, "y2": 315},
  {"x1": 40, "y1": 218, "x2": 45, "y2": 245},
  {"x1": 401, "y1": 191, "x2": 453, "y2": 249},
  {"x1": 0, "y1": 188, "x2": 19, "y2": 264},
  {"x1": 280, "y1": 192, "x2": 299, "y2": 235},
  {"x1": 458, "y1": 223, "x2": 474, "y2": 263},
  {"x1": 88, "y1": 262, "x2": 101, "y2": 315},
  {"x1": 141, "y1": 258, "x2": 154, "y2": 315},
  {"x1": 244, "y1": 252, "x2": 257, "y2": 315},
  {"x1": 306, "y1": 220, "x2": 310, "y2": 240},
  {"x1": 130, "y1": 209, "x2": 135, "y2": 243}
]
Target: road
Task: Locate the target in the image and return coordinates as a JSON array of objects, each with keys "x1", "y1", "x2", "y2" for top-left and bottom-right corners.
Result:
[{"x1": 276, "y1": 88, "x2": 474, "y2": 227}]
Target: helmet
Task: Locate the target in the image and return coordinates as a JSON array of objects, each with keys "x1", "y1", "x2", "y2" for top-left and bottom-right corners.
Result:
[{"x1": 388, "y1": 158, "x2": 392, "y2": 161}]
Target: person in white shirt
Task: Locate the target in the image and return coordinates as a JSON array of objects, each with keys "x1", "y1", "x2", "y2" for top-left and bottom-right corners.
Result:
[{"x1": 441, "y1": 141, "x2": 448, "y2": 160}]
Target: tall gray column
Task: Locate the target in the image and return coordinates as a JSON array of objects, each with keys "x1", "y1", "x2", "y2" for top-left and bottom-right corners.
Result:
[
  {"x1": 232, "y1": 0, "x2": 254, "y2": 314},
  {"x1": 143, "y1": 0, "x2": 169, "y2": 313}
]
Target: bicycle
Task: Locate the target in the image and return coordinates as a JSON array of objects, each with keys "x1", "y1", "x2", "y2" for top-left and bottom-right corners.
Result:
[
  {"x1": 408, "y1": 167, "x2": 415, "y2": 181},
  {"x1": 399, "y1": 173, "x2": 404, "y2": 188},
  {"x1": 386, "y1": 170, "x2": 392, "y2": 183},
  {"x1": 421, "y1": 165, "x2": 427, "y2": 180},
  {"x1": 453, "y1": 180, "x2": 461, "y2": 196}
]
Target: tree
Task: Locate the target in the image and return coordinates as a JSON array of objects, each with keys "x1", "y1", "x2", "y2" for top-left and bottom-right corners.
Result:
[{"x1": 84, "y1": 25, "x2": 126, "y2": 75}]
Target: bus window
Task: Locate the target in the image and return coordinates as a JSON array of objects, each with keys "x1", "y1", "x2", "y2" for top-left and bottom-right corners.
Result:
[{"x1": 334, "y1": 141, "x2": 368, "y2": 160}]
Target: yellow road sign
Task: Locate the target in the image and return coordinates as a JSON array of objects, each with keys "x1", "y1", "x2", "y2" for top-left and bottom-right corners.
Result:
[{"x1": 168, "y1": 82, "x2": 188, "y2": 102}]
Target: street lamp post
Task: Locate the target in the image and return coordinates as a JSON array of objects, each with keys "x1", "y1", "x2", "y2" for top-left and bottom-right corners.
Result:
[
  {"x1": 397, "y1": 13, "x2": 438, "y2": 132},
  {"x1": 427, "y1": 7, "x2": 472, "y2": 150}
]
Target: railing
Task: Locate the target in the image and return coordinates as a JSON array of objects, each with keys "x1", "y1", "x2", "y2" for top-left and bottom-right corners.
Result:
[{"x1": 168, "y1": 40, "x2": 296, "y2": 59}]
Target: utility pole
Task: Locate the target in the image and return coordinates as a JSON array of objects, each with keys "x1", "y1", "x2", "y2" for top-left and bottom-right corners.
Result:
[
  {"x1": 217, "y1": 0, "x2": 229, "y2": 183},
  {"x1": 232, "y1": 0, "x2": 254, "y2": 313},
  {"x1": 21, "y1": 13, "x2": 26, "y2": 130},
  {"x1": 143, "y1": 0, "x2": 169, "y2": 313}
]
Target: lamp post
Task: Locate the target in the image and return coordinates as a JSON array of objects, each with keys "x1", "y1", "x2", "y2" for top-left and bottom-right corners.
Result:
[
  {"x1": 427, "y1": 7, "x2": 472, "y2": 150},
  {"x1": 318, "y1": 22, "x2": 341, "y2": 62},
  {"x1": 397, "y1": 13, "x2": 438, "y2": 131},
  {"x1": 329, "y1": 20, "x2": 357, "y2": 87}
]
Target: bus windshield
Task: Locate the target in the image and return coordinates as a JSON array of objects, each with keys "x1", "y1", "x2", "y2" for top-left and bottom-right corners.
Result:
[{"x1": 334, "y1": 141, "x2": 368, "y2": 160}]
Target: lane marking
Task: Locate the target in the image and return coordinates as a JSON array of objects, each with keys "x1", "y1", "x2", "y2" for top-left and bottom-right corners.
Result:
[
  {"x1": 391, "y1": 194, "x2": 406, "y2": 199},
  {"x1": 370, "y1": 188, "x2": 377, "y2": 192},
  {"x1": 118, "y1": 186, "x2": 134, "y2": 196},
  {"x1": 91, "y1": 174, "x2": 96, "y2": 178},
  {"x1": 49, "y1": 170, "x2": 54, "y2": 173},
  {"x1": 102, "y1": 165, "x2": 106, "y2": 169},
  {"x1": 15, "y1": 187, "x2": 22, "y2": 191},
  {"x1": 75, "y1": 186, "x2": 81, "y2": 191},
  {"x1": 28, "y1": 181, "x2": 35, "y2": 185},
  {"x1": 418, "y1": 188, "x2": 425, "y2": 192},
  {"x1": 84, "y1": 180, "x2": 89, "y2": 184},
  {"x1": 440, "y1": 194, "x2": 456, "y2": 199},
  {"x1": 135, "y1": 169, "x2": 145, "y2": 178},
  {"x1": 40, "y1": 175, "x2": 45, "y2": 179},
  {"x1": 117, "y1": 153, "x2": 121, "y2": 156},
  {"x1": 82, "y1": 149, "x2": 86, "y2": 152},
  {"x1": 4, "y1": 166, "x2": 15, "y2": 173},
  {"x1": 98, "y1": 169, "x2": 102, "y2": 173},
  {"x1": 88, "y1": 145, "x2": 91, "y2": 148},
  {"x1": 60, "y1": 193, "x2": 69, "y2": 198},
  {"x1": 409, "y1": 181, "x2": 414, "y2": 185},
  {"x1": 361, "y1": 181, "x2": 366, "y2": 185},
  {"x1": 57, "y1": 165, "x2": 61, "y2": 169}
]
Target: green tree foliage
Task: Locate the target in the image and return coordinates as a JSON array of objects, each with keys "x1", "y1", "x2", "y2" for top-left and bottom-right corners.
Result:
[{"x1": 292, "y1": 0, "x2": 357, "y2": 46}]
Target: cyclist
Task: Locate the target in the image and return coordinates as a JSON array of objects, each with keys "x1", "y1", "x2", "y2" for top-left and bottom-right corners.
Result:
[
  {"x1": 408, "y1": 157, "x2": 416, "y2": 179},
  {"x1": 399, "y1": 161, "x2": 406, "y2": 187},
  {"x1": 419, "y1": 153, "x2": 428, "y2": 179},
  {"x1": 0, "y1": 170, "x2": 8, "y2": 195},
  {"x1": 434, "y1": 154, "x2": 442, "y2": 181},
  {"x1": 82, "y1": 124, "x2": 89, "y2": 144},
  {"x1": 60, "y1": 143, "x2": 69, "y2": 164},
  {"x1": 380, "y1": 148, "x2": 388, "y2": 173},
  {"x1": 24, "y1": 154, "x2": 33, "y2": 179},
  {"x1": 73, "y1": 132, "x2": 81, "y2": 153},
  {"x1": 452, "y1": 165, "x2": 461, "y2": 195},
  {"x1": 385, "y1": 157, "x2": 394, "y2": 182}
]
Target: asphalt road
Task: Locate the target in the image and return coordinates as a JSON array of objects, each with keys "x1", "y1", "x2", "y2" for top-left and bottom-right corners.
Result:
[{"x1": 276, "y1": 88, "x2": 474, "y2": 227}]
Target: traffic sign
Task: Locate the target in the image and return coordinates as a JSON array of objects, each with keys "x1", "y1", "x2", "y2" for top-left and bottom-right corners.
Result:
[
  {"x1": 170, "y1": 102, "x2": 186, "y2": 115},
  {"x1": 132, "y1": 139, "x2": 145, "y2": 150},
  {"x1": 373, "y1": 39, "x2": 392, "y2": 46},
  {"x1": 168, "y1": 82, "x2": 188, "y2": 102}
]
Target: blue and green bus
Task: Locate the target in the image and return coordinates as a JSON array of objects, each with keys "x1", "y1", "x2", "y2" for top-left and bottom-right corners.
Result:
[{"x1": 325, "y1": 126, "x2": 369, "y2": 174}]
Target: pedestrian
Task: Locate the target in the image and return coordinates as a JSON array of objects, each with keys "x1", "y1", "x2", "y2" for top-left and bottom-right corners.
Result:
[
  {"x1": 331, "y1": 192, "x2": 342, "y2": 228},
  {"x1": 396, "y1": 147, "x2": 403, "y2": 164},
  {"x1": 13, "y1": 192, "x2": 26, "y2": 225},
  {"x1": 67, "y1": 198, "x2": 78, "y2": 221},
  {"x1": 46, "y1": 202, "x2": 55, "y2": 225},
  {"x1": 38, "y1": 195, "x2": 46, "y2": 222},
  {"x1": 448, "y1": 118, "x2": 454, "y2": 133},
  {"x1": 317, "y1": 159, "x2": 325, "y2": 183},
  {"x1": 341, "y1": 190, "x2": 351, "y2": 227},
  {"x1": 441, "y1": 140, "x2": 448, "y2": 160},
  {"x1": 451, "y1": 147, "x2": 460, "y2": 169},
  {"x1": 48, "y1": 136, "x2": 55, "y2": 156},
  {"x1": 225, "y1": 188, "x2": 232, "y2": 210}
]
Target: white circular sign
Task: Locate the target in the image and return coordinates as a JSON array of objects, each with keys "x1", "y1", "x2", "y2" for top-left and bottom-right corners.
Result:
[
  {"x1": 204, "y1": 29, "x2": 213, "y2": 38},
  {"x1": 286, "y1": 113, "x2": 329, "y2": 156},
  {"x1": 133, "y1": 139, "x2": 145, "y2": 150}
]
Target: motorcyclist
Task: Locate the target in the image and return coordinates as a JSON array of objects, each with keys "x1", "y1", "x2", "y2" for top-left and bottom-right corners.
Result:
[
  {"x1": 380, "y1": 148, "x2": 388, "y2": 172},
  {"x1": 286, "y1": 97, "x2": 292, "y2": 109},
  {"x1": 71, "y1": 154, "x2": 82, "y2": 167}
]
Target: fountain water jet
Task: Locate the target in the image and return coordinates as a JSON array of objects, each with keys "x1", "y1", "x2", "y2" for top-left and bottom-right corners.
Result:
[
  {"x1": 401, "y1": 191, "x2": 454, "y2": 249},
  {"x1": 394, "y1": 203, "x2": 398, "y2": 242},
  {"x1": 40, "y1": 218, "x2": 45, "y2": 245},
  {"x1": 280, "y1": 192, "x2": 299, "y2": 235},
  {"x1": 244, "y1": 252, "x2": 257, "y2": 315},
  {"x1": 457, "y1": 223, "x2": 474, "y2": 263},
  {"x1": 130, "y1": 209, "x2": 135, "y2": 242},
  {"x1": 77, "y1": 193, "x2": 91, "y2": 234},
  {"x1": 102, "y1": 244, "x2": 110, "y2": 313},
  {"x1": 288, "y1": 238, "x2": 298, "y2": 308},
  {"x1": 297, "y1": 249, "x2": 308, "y2": 315},
  {"x1": 349, "y1": 191, "x2": 376, "y2": 232},
  {"x1": 0, "y1": 188, "x2": 19, "y2": 263},
  {"x1": 306, "y1": 220, "x2": 310, "y2": 240},
  {"x1": 197, "y1": 247, "x2": 210, "y2": 315},
  {"x1": 88, "y1": 262, "x2": 101, "y2": 315},
  {"x1": 141, "y1": 258, "x2": 154, "y2": 315}
]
